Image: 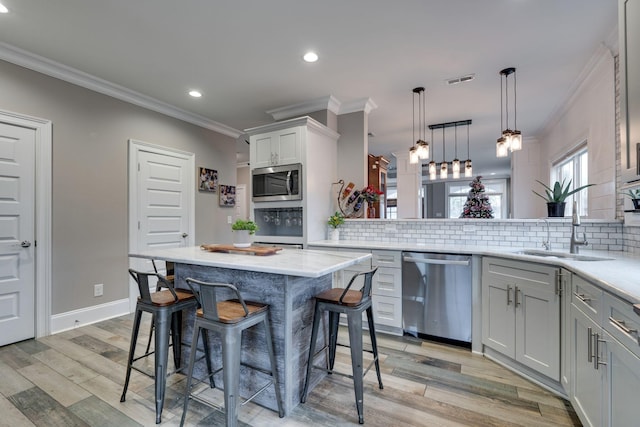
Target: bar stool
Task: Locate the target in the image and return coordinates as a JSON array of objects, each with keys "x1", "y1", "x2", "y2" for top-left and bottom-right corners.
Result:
[
  {"x1": 301, "y1": 267, "x2": 383, "y2": 424},
  {"x1": 180, "y1": 278, "x2": 284, "y2": 427},
  {"x1": 120, "y1": 268, "x2": 213, "y2": 424},
  {"x1": 144, "y1": 260, "x2": 176, "y2": 354}
]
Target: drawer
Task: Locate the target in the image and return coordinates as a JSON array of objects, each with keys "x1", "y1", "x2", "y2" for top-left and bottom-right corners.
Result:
[
  {"x1": 603, "y1": 293, "x2": 640, "y2": 358},
  {"x1": 372, "y1": 250, "x2": 401, "y2": 268},
  {"x1": 372, "y1": 267, "x2": 402, "y2": 298},
  {"x1": 571, "y1": 275, "x2": 603, "y2": 322},
  {"x1": 371, "y1": 295, "x2": 402, "y2": 328}
]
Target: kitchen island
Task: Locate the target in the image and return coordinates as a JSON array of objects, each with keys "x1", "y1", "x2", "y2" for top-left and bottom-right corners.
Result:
[{"x1": 129, "y1": 246, "x2": 371, "y2": 415}]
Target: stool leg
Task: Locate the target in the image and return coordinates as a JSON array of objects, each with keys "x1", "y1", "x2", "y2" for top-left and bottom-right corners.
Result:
[
  {"x1": 366, "y1": 306, "x2": 384, "y2": 390},
  {"x1": 154, "y1": 310, "x2": 171, "y2": 424},
  {"x1": 222, "y1": 328, "x2": 242, "y2": 427},
  {"x1": 180, "y1": 323, "x2": 202, "y2": 427},
  {"x1": 263, "y1": 317, "x2": 284, "y2": 417},
  {"x1": 144, "y1": 314, "x2": 155, "y2": 355},
  {"x1": 328, "y1": 311, "x2": 340, "y2": 372},
  {"x1": 301, "y1": 301, "x2": 321, "y2": 403},
  {"x1": 201, "y1": 328, "x2": 215, "y2": 388},
  {"x1": 120, "y1": 308, "x2": 143, "y2": 402},
  {"x1": 346, "y1": 311, "x2": 365, "y2": 424},
  {"x1": 171, "y1": 310, "x2": 183, "y2": 369}
]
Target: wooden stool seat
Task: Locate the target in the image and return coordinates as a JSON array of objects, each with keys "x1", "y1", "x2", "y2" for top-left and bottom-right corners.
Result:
[
  {"x1": 196, "y1": 299, "x2": 268, "y2": 323},
  {"x1": 315, "y1": 288, "x2": 363, "y2": 306}
]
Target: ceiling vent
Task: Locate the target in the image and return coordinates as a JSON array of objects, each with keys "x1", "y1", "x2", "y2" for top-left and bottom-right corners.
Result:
[{"x1": 446, "y1": 74, "x2": 475, "y2": 85}]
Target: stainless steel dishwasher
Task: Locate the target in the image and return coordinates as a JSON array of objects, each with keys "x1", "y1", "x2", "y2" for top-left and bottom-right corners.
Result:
[{"x1": 402, "y1": 252, "x2": 472, "y2": 345}]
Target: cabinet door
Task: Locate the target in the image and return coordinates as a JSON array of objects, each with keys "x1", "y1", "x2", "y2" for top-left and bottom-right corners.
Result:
[
  {"x1": 571, "y1": 304, "x2": 603, "y2": 427},
  {"x1": 560, "y1": 270, "x2": 573, "y2": 393},
  {"x1": 605, "y1": 331, "x2": 640, "y2": 427},
  {"x1": 515, "y1": 277, "x2": 560, "y2": 380},
  {"x1": 251, "y1": 132, "x2": 277, "y2": 168},
  {"x1": 371, "y1": 295, "x2": 402, "y2": 328},
  {"x1": 274, "y1": 127, "x2": 301, "y2": 165},
  {"x1": 372, "y1": 267, "x2": 402, "y2": 298},
  {"x1": 482, "y1": 277, "x2": 516, "y2": 357}
]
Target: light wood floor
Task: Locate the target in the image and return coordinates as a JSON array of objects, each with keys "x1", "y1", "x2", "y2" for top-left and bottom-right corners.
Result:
[{"x1": 0, "y1": 314, "x2": 581, "y2": 426}]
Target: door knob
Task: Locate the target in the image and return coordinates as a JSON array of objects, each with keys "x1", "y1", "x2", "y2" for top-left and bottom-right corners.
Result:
[
  {"x1": 182, "y1": 233, "x2": 188, "y2": 238},
  {"x1": 21, "y1": 240, "x2": 31, "y2": 248}
]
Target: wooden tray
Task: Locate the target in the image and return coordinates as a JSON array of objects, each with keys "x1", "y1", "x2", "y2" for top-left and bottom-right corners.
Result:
[{"x1": 200, "y1": 244, "x2": 283, "y2": 256}]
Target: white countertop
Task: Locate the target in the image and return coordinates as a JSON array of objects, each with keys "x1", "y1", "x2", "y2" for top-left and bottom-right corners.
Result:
[
  {"x1": 129, "y1": 246, "x2": 372, "y2": 278},
  {"x1": 308, "y1": 240, "x2": 640, "y2": 303}
]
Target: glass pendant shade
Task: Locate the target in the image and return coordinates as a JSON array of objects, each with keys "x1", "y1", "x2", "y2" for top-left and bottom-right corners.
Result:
[
  {"x1": 428, "y1": 160, "x2": 437, "y2": 179},
  {"x1": 452, "y1": 158, "x2": 460, "y2": 179},
  {"x1": 409, "y1": 146, "x2": 419, "y2": 164},
  {"x1": 496, "y1": 136, "x2": 509, "y2": 158},
  {"x1": 417, "y1": 140, "x2": 429, "y2": 159},
  {"x1": 509, "y1": 130, "x2": 522, "y2": 151},
  {"x1": 440, "y1": 161, "x2": 448, "y2": 179},
  {"x1": 464, "y1": 159, "x2": 472, "y2": 177}
]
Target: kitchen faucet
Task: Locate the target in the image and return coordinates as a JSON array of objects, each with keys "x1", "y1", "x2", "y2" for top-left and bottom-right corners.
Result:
[
  {"x1": 570, "y1": 200, "x2": 588, "y2": 254},
  {"x1": 537, "y1": 218, "x2": 551, "y2": 250}
]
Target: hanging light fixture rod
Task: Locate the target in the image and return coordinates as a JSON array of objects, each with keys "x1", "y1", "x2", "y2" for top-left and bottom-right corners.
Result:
[{"x1": 428, "y1": 119, "x2": 472, "y2": 130}]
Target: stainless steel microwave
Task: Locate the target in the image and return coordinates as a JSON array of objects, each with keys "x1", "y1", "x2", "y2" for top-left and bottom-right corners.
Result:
[{"x1": 252, "y1": 163, "x2": 302, "y2": 202}]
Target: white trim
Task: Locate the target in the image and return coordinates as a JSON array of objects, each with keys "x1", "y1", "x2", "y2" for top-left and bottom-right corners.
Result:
[
  {"x1": 50, "y1": 298, "x2": 130, "y2": 334},
  {"x1": 128, "y1": 140, "x2": 196, "y2": 311},
  {"x1": 338, "y1": 97, "x2": 378, "y2": 115},
  {"x1": 266, "y1": 95, "x2": 341, "y2": 121},
  {"x1": 0, "y1": 43, "x2": 243, "y2": 139},
  {"x1": 0, "y1": 109, "x2": 52, "y2": 338}
]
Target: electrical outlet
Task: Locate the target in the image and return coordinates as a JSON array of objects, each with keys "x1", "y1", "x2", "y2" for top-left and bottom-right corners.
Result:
[
  {"x1": 227, "y1": 215, "x2": 232, "y2": 224},
  {"x1": 94, "y1": 283, "x2": 103, "y2": 297}
]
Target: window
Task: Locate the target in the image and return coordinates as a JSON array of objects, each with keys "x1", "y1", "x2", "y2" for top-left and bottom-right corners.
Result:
[
  {"x1": 386, "y1": 188, "x2": 397, "y2": 219},
  {"x1": 552, "y1": 146, "x2": 588, "y2": 216},
  {"x1": 447, "y1": 179, "x2": 508, "y2": 219}
]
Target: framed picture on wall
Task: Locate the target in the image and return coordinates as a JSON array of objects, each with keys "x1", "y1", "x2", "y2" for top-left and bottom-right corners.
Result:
[
  {"x1": 219, "y1": 184, "x2": 236, "y2": 207},
  {"x1": 198, "y1": 167, "x2": 218, "y2": 192}
]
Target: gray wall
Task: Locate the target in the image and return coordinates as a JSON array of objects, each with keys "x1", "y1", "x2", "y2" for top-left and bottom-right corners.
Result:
[
  {"x1": 337, "y1": 111, "x2": 368, "y2": 189},
  {"x1": 0, "y1": 60, "x2": 237, "y2": 314}
]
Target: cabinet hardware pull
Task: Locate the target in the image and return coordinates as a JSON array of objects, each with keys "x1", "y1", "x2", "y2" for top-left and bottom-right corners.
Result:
[
  {"x1": 587, "y1": 327, "x2": 593, "y2": 363},
  {"x1": 595, "y1": 335, "x2": 607, "y2": 369},
  {"x1": 574, "y1": 292, "x2": 591, "y2": 303},
  {"x1": 507, "y1": 285, "x2": 512, "y2": 305},
  {"x1": 515, "y1": 286, "x2": 521, "y2": 307},
  {"x1": 609, "y1": 317, "x2": 638, "y2": 336}
]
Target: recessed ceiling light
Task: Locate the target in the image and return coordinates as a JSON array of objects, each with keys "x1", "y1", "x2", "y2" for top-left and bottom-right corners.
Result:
[
  {"x1": 446, "y1": 73, "x2": 475, "y2": 85},
  {"x1": 303, "y1": 52, "x2": 318, "y2": 63},
  {"x1": 188, "y1": 90, "x2": 202, "y2": 98},
  {"x1": 0, "y1": 3, "x2": 9, "y2": 13}
]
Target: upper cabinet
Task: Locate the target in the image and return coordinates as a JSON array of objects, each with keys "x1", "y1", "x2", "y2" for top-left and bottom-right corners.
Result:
[
  {"x1": 620, "y1": 0, "x2": 640, "y2": 184},
  {"x1": 250, "y1": 127, "x2": 302, "y2": 168}
]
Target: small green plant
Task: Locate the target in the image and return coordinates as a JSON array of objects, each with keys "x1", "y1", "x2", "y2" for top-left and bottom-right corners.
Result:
[
  {"x1": 621, "y1": 188, "x2": 640, "y2": 199},
  {"x1": 327, "y1": 211, "x2": 345, "y2": 229},
  {"x1": 532, "y1": 179, "x2": 594, "y2": 203},
  {"x1": 231, "y1": 219, "x2": 258, "y2": 235}
]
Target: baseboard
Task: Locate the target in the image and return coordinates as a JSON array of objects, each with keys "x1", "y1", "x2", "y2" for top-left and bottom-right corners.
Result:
[{"x1": 50, "y1": 298, "x2": 131, "y2": 334}]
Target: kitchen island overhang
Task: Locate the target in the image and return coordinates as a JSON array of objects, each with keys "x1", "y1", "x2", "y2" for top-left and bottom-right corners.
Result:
[{"x1": 129, "y1": 246, "x2": 372, "y2": 415}]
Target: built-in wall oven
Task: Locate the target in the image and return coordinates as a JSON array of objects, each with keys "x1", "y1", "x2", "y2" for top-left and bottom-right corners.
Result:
[{"x1": 252, "y1": 163, "x2": 302, "y2": 202}]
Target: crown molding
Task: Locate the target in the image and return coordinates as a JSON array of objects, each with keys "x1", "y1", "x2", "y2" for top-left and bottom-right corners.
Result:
[
  {"x1": 266, "y1": 95, "x2": 341, "y2": 121},
  {"x1": 0, "y1": 43, "x2": 242, "y2": 138},
  {"x1": 339, "y1": 97, "x2": 378, "y2": 115}
]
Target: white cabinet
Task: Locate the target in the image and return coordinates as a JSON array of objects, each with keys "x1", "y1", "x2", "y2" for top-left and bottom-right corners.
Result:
[
  {"x1": 620, "y1": 0, "x2": 640, "y2": 183},
  {"x1": 604, "y1": 330, "x2": 640, "y2": 427},
  {"x1": 250, "y1": 127, "x2": 302, "y2": 168},
  {"x1": 482, "y1": 257, "x2": 560, "y2": 380},
  {"x1": 370, "y1": 250, "x2": 402, "y2": 332},
  {"x1": 560, "y1": 269, "x2": 572, "y2": 392}
]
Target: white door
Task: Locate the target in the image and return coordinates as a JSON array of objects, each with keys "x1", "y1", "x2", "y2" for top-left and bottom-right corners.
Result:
[
  {"x1": 235, "y1": 184, "x2": 247, "y2": 220},
  {"x1": 0, "y1": 123, "x2": 35, "y2": 346},
  {"x1": 129, "y1": 141, "x2": 194, "y2": 301}
]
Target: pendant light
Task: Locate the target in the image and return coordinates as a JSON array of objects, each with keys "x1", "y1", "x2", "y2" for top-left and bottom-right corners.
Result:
[
  {"x1": 464, "y1": 122, "x2": 473, "y2": 177},
  {"x1": 497, "y1": 67, "x2": 522, "y2": 156},
  {"x1": 428, "y1": 128, "x2": 437, "y2": 180},
  {"x1": 440, "y1": 126, "x2": 448, "y2": 179},
  {"x1": 409, "y1": 87, "x2": 429, "y2": 164},
  {"x1": 452, "y1": 123, "x2": 460, "y2": 179}
]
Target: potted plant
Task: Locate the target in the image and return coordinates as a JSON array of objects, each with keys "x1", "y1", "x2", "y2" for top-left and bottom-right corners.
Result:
[
  {"x1": 532, "y1": 179, "x2": 594, "y2": 217},
  {"x1": 622, "y1": 188, "x2": 640, "y2": 210},
  {"x1": 327, "y1": 211, "x2": 345, "y2": 241},
  {"x1": 231, "y1": 219, "x2": 258, "y2": 248}
]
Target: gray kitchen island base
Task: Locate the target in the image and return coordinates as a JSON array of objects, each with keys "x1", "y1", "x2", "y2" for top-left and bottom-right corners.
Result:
[{"x1": 175, "y1": 263, "x2": 330, "y2": 416}]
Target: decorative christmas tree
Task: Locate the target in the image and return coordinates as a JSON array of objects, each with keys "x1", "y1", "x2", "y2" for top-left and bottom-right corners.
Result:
[{"x1": 460, "y1": 176, "x2": 494, "y2": 218}]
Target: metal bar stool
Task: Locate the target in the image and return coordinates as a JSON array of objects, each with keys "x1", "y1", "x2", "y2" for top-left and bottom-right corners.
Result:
[
  {"x1": 180, "y1": 278, "x2": 284, "y2": 427},
  {"x1": 143, "y1": 260, "x2": 176, "y2": 354},
  {"x1": 120, "y1": 268, "x2": 213, "y2": 424},
  {"x1": 301, "y1": 267, "x2": 383, "y2": 424}
]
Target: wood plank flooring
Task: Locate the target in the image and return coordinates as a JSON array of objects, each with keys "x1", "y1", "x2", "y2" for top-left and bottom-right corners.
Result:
[{"x1": 0, "y1": 314, "x2": 581, "y2": 426}]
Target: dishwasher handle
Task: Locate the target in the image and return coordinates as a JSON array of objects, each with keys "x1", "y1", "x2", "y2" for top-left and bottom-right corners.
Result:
[{"x1": 402, "y1": 255, "x2": 470, "y2": 266}]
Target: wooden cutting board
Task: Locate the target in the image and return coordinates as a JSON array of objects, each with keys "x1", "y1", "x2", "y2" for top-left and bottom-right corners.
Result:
[{"x1": 200, "y1": 244, "x2": 283, "y2": 256}]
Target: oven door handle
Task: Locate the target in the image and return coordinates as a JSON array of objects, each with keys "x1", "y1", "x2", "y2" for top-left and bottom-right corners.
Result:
[
  {"x1": 402, "y1": 256, "x2": 470, "y2": 266},
  {"x1": 286, "y1": 171, "x2": 292, "y2": 196}
]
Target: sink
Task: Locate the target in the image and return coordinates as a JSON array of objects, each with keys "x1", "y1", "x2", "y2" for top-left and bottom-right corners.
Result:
[{"x1": 515, "y1": 249, "x2": 614, "y2": 262}]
